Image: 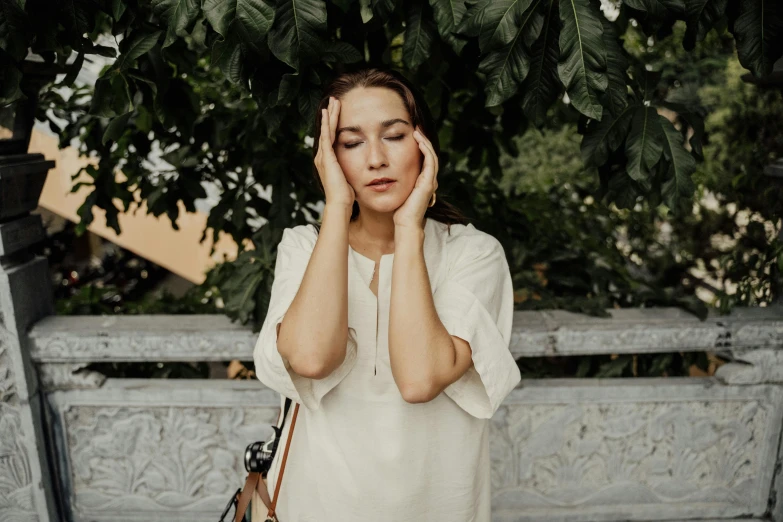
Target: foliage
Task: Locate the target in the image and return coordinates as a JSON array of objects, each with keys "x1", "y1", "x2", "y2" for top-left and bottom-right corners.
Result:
[{"x1": 2, "y1": 0, "x2": 782, "y2": 346}]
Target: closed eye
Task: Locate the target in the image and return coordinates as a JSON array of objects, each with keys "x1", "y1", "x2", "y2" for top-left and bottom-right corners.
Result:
[{"x1": 343, "y1": 135, "x2": 406, "y2": 149}]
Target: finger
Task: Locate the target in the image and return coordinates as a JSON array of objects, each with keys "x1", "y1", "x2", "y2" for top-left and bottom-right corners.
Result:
[
  {"x1": 415, "y1": 129, "x2": 438, "y2": 180},
  {"x1": 417, "y1": 140, "x2": 434, "y2": 186},
  {"x1": 319, "y1": 108, "x2": 330, "y2": 151},
  {"x1": 330, "y1": 98, "x2": 340, "y2": 145}
]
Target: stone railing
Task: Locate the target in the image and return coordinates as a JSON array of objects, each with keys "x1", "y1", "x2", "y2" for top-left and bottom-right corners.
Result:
[
  {"x1": 3, "y1": 154, "x2": 783, "y2": 521},
  {"x1": 1, "y1": 308, "x2": 778, "y2": 521}
]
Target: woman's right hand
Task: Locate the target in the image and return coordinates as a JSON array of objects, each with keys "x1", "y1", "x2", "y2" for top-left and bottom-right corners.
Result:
[{"x1": 315, "y1": 96, "x2": 356, "y2": 208}]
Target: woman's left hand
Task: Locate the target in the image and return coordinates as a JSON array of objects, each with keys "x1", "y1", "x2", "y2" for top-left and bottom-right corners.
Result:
[{"x1": 393, "y1": 126, "x2": 439, "y2": 230}]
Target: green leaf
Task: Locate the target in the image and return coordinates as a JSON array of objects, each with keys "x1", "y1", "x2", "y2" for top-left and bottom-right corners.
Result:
[
  {"x1": 623, "y1": 0, "x2": 685, "y2": 17},
  {"x1": 113, "y1": 31, "x2": 162, "y2": 70},
  {"x1": 110, "y1": 0, "x2": 126, "y2": 21},
  {"x1": 60, "y1": 51, "x2": 85, "y2": 87},
  {"x1": 624, "y1": 105, "x2": 663, "y2": 182},
  {"x1": 0, "y1": 55, "x2": 22, "y2": 106},
  {"x1": 203, "y1": 0, "x2": 235, "y2": 37},
  {"x1": 321, "y1": 41, "x2": 363, "y2": 63},
  {"x1": 730, "y1": 0, "x2": 783, "y2": 78},
  {"x1": 600, "y1": 15, "x2": 628, "y2": 117},
  {"x1": 237, "y1": 0, "x2": 275, "y2": 42},
  {"x1": 277, "y1": 72, "x2": 301, "y2": 105},
  {"x1": 683, "y1": 0, "x2": 727, "y2": 50},
  {"x1": 479, "y1": 0, "x2": 544, "y2": 106},
  {"x1": 211, "y1": 32, "x2": 245, "y2": 83},
  {"x1": 558, "y1": 0, "x2": 607, "y2": 120},
  {"x1": 403, "y1": 1, "x2": 438, "y2": 69},
  {"x1": 268, "y1": 0, "x2": 327, "y2": 69},
  {"x1": 658, "y1": 115, "x2": 696, "y2": 209},
  {"x1": 479, "y1": 0, "x2": 534, "y2": 53},
  {"x1": 298, "y1": 84, "x2": 322, "y2": 124},
  {"x1": 429, "y1": 0, "x2": 469, "y2": 54},
  {"x1": 0, "y1": 0, "x2": 29, "y2": 60},
  {"x1": 521, "y1": 0, "x2": 561, "y2": 125},
  {"x1": 151, "y1": 0, "x2": 201, "y2": 47},
  {"x1": 581, "y1": 104, "x2": 634, "y2": 166},
  {"x1": 61, "y1": 0, "x2": 94, "y2": 35},
  {"x1": 102, "y1": 110, "x2": 133, "y2": 145},
  {"x1": 90, "y1": 74, "x2": 132, "y2": 118},
  {"x1": 455, "y1": 0, "x2": 492, "y2": 38}
]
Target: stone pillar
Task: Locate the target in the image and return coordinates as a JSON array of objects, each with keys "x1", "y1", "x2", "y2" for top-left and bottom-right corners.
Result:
[{"x1": 0, "y1": 153, "x2": 59, "y2": 521}]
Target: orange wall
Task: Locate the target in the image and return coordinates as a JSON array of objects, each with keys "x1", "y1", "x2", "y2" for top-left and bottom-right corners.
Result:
[{"x1": 30, "y1": 129, "x2": 244, "y2": 284}]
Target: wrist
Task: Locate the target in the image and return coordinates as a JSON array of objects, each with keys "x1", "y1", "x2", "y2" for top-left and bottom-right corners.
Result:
[
  {"x1": 323, "y1": 202, "x2": 353, "y2": 222},
  {"x1": 394, "y1": 224, "x2": 425, "y2": 246}
]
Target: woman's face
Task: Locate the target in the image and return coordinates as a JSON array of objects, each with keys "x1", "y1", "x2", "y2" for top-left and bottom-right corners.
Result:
[{"x1": 333, "y1": 87, "x2": 423, "y2": 214}]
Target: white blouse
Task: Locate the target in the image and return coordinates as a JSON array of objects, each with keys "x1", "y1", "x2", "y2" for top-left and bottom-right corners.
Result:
[{"x1": 252, "y1": 216, "x2": 521, "y2": 522}]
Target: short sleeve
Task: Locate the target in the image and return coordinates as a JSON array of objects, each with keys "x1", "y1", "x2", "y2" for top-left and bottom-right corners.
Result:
[
  {"x1": 252, "y1": 224, "x2": 358, "y2": 411},
  {"x1": 432, "y1": 227, "x2": 521, "y2": 419}
]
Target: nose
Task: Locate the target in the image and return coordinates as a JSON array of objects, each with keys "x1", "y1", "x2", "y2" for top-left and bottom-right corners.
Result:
[{"x1": 367, "y1": 138, "x2": 388, "y2": 170}]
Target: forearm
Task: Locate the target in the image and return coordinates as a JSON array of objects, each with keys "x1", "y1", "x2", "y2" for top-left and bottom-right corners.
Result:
[
  {"x1": 277, "y1": 203, "x2": 352, "y2": 378},
  {"x1": 388, "y1": 226, "x2": 457, "y2": 402}
]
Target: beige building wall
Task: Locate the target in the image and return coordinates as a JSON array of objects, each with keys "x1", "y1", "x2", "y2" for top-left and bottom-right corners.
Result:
[{"x1": 30, "y1": 129, "x2": 243, "y2": 284}]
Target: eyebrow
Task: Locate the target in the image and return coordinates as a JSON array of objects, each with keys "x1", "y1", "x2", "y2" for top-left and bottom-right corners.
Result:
[{"x1": 335, "y1": 118, "x2": 411, "y2": 138}]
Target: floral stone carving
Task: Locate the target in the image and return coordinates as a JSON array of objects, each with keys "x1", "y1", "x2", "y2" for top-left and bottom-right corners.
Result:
[
  {"x1": 0, "y1": 345, "x2": 38, "y2": 521},
  {"x1": 63, "y1": 405, "x2": 276, "y2": 517},
  {"x1": 489, "y1": 394, "x2": 777, "y2": 519}
]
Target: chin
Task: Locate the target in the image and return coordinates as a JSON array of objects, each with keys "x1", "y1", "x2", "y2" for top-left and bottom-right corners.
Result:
[{"x1": 358, "y1": 196, "x2": 407, "y2": 213}]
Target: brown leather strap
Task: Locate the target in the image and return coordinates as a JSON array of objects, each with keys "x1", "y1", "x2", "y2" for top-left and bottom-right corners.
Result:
[
  {"x1": 234, "y1": 471, "x2": 260, "y2": 522},
  {"x1": 269, "y1": 402, "x2": 299, "y2": 515}
]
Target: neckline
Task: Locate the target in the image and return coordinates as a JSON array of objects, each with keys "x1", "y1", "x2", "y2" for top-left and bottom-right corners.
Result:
[{"x1": 347, "y1": 217, "x2": 430, "y2": 265}]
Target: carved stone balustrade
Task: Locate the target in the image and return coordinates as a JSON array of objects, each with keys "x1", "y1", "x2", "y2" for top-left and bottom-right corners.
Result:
[{"x1": 15, "y1": 306, "x2": 783, "y2": 521}]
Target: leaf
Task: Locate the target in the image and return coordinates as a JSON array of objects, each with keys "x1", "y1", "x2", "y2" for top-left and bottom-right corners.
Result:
[
  {"x1": 581, "y1": 104, "x2": 634, "y2": 166},
  {"x1": 110, "y1": 0, "x2": 126, "y2": 20},
  {"x1": 557, "y1": 0, "x2": 608, "y2": 120},
  {"x1": 268, "y1": 0, "x2": 327, "y2": 69},
  {"x1": 102, "y1": 111, "x2": 133, "y2": 144},
  {"x1": 658, "y1": 115, "x2": 696, "y2": 209},
  {"x1": 277, "y1": 72, "x2": 301, "y2": 105},
  {"x1": 455, "y1": 0, "x2": 493, "y2": 38},
  {"x1": 730, "y1": 0, "x2": 783, "y2": 78},
  {"x1": 211, "y1": 32, "x2": 244, "y2": 84},
  {"x1": 202, "y1": 0, "x2": 235, "y2": 37},
  {"x1": 113, "y1": 31, "x2": 162, "y2": 70},
  {"x1": 479, "y1": 0, "x2": 544, "y2": 106},
  {"x1": 0, "y1": 54, "x2": 22, "y2": 106},
  {"x1": 623, "y1": 0, "x2": 685, "y2": 17},
  {"x1": 600, "y1": 15, "x2": 628, "y2": 117},
  {"x1": 298, "y1": 83, "x2": 322, "y2": 123},
  {"x1": 429, "y1": 0, "x2": 470, "y2": 54},
  {"x1": 403, "y1": 1, "x2": 438, "y2": 69},
  {"x1": 152, "y1": 0, "x2": 201, "y2": 47},
  {"x1": 521, "y1": 0, "x2": 561, "y2": 125},
  {"x1": 683, "y1": 0, "x2": 728, "y2": 50},
  {"x1": 0, "y1": 0, "x2": 29, "y2": 60},
  {"x1": 624, "y1": 105, "x2": 663, "y2": 182},
  {"x1": 237, "y1": 0, "x2": 275, "y2": 42},
  {"x1": 206, "y1": 0, "x2": 275, "y2": 43},
  {"x1": 89, "y1": 74, "x2": 132, "y2": 118},
  {"x1": 60, "y1": 51, "x2": 85, "y2": 87},
  {"x1": 321, "y1": 41, "x2": 363, "y2": 63}
]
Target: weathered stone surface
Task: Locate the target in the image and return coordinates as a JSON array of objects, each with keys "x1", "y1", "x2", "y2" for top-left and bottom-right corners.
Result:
[
  {"x1": 0, "y1": 342, "x2": 39, "y2": 521},
  {"x1": 491, "y1": 381, "x2": 783, "y2": 521},
  {"x1": 28, "y1": 307, "x2": 783, "y2": 364},
  {"x1": 1, "y1": 255, "x2": 58, "y2": 521},
  {"x1": 48, "y1": 381, "x2": 278, "y2": 522}
]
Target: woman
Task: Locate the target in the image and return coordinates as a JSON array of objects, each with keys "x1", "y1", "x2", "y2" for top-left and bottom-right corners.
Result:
[{"x1": 252, "y1": 67, "x2": 521, "y2": 521}]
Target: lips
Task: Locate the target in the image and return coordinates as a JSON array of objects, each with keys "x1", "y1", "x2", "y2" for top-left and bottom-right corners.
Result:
[{"x1": 368, "y1": 178, "x2": 395, "y2": 186}]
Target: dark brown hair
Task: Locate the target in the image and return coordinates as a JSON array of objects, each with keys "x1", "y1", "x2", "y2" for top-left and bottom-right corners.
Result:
[{"x1": 311, "y1": 67, "x2": 469, "y2": 230}]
